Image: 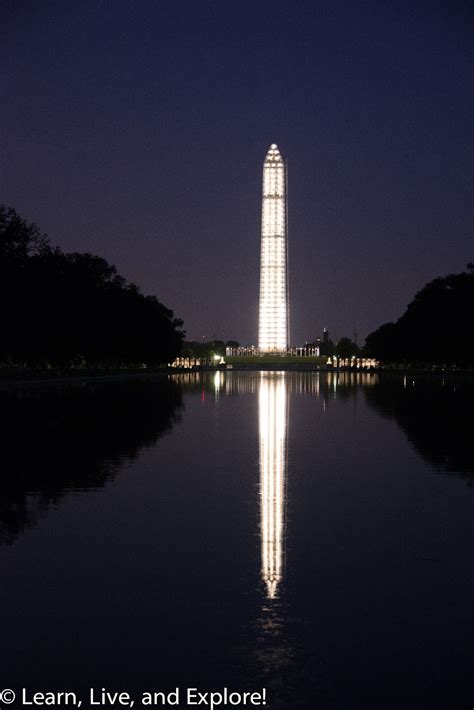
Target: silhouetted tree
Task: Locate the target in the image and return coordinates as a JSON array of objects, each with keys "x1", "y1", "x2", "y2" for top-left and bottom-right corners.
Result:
[
  {"x1": 335, "y1": 337, "x2": 360, "y2": 358},
  {"x1": 183, "y1": 339, "x2": 226, "y2": 358},
  {"x1": 0, "y1": 206, "x2": 184, "y2": 366},
  {"x1": 365, "y1": 265, "x2": 474, "y2": 365},
  {"x1": 317, "y1": 338, "x2": 335, "y2": 357},
  {"x1": 365, "y1": 322, "x2": 400, "y2": 362},
  {"x1": 0, "y1": 205, "x2": 49, "y2": 261}
]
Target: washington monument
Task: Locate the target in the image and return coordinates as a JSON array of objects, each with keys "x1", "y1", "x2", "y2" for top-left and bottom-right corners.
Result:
[{"x1": 258, "y1": 144, "x2": 289, "y2": 352}]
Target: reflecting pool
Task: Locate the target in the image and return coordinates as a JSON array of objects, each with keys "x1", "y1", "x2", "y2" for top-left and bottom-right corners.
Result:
[{"x1": 0, "y1": 372, "x2": 472, "y2": 710}]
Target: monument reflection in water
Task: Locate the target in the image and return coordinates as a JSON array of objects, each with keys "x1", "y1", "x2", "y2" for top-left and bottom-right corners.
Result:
[{"x1": 258, "y1": 372, "x2": 288, "y2": 599}]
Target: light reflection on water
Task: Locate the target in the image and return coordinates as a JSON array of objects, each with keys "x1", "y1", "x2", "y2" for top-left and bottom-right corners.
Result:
[
  {"x1": 258, "y1": 372, "x2": 288, "y2": 599},
  {"x1": 0, "y1": 371, "x2": 473, "y2": 709}
]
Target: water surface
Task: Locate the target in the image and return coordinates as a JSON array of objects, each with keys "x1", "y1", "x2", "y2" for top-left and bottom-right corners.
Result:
[{"x1": 0, "y1": 372, "x2": 472, "y2": 709}]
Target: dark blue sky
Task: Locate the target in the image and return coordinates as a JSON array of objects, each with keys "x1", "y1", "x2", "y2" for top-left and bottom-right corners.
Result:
[{"x1": 2, "y1": 1, "x2": 472, "y2": 343}]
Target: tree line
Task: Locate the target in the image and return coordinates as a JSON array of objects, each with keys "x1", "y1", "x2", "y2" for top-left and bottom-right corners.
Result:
[
  {"x1": 365, "y1": 264, "x2": 474, "y2": 366},
  {"x1": 0, "y1": 206, "x2": 184, "y2": 367},
  {"x1": 2, "y1": 205, "x2": 471, "y2": 368}
]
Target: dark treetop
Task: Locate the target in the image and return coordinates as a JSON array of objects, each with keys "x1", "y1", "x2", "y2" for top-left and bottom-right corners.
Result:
[
  {"x1": 0, "y1": 206, "x2": 184, "y2": 367},
  {"x1": 365, "y1": 264, "x2": 474, "y2": 366}
]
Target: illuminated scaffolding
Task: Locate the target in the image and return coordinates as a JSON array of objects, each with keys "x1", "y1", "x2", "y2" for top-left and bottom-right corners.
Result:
[{"x1": 258, "y1": 144, "x2": 289, "y2": 352}]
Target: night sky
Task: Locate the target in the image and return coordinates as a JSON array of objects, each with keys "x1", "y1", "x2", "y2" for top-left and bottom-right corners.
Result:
[{"x1": 2, "y1": 1, "x2": 472, "y2": 344}]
